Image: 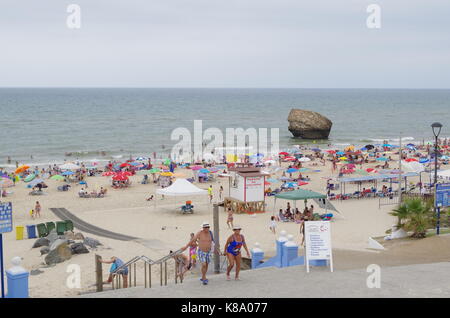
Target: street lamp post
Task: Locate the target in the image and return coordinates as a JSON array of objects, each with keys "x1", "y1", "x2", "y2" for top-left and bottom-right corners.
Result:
[{"x1": 432, "y1": 122, "x2": 442, "y2": 235}]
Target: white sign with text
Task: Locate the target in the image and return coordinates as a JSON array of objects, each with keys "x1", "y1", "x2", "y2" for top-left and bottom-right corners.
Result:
[{"x1": 304, "y1": 221, "x2": 333, "y2": 272}]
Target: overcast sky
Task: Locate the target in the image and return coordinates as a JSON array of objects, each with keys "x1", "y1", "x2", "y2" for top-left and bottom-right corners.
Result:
[{"x1": 1, "y1": 0, "x2": 449, "y2": 88}]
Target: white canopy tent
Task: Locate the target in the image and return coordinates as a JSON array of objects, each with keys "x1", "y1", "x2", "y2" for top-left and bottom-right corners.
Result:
[
  {"x1": 156, "y1": 178, "x2": 208, "y2": 196},
  {"x1": 155, "y1": 178, "x2": 209, "y2": 210}
]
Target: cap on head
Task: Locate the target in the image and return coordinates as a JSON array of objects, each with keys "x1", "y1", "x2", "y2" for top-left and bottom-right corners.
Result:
[
  {"x1": 202, "y1": 221, "x2": 210, "y2": 228},
  {"x1": 232, "y1": 225, "x2": 242, "y2": 230}
]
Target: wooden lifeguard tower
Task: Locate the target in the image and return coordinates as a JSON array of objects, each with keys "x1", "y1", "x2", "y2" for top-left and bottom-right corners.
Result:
[{"x1": 224, "y1": 163, "x2": 267, "y2": 214}]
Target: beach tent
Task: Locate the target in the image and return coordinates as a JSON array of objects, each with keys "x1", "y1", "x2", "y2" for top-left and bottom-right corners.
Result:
[
  {"x1": 156, "y1": 179, "x2": 208, "y2": 196},
  {"x1": 273, "y1": 189, "x2": 336, "y2": 215}
]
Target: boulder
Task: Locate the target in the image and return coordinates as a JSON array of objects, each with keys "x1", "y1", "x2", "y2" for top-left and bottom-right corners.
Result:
[
  {"x1": 288, "y1": 109, "x2": 333, "y2": 139},
  {"x1": 32, "y1": 238, "x2": 50, "y2": 248},
  {"x1": 74, "y1": 233, "x2": 85, "y2": 241},
  {"x1": 45, "y1": 240, "x2": 72, "y2": 265},
  {"x1": 64, "y1": 231, "x2": 76, "y2": 240},
  {"x1": 70, "y1": 243, "x2": 90, "y2": 254},
  {"x1": 40, "y1": 247, "x2": 50, "y2": 255},
  {"x1": 83, "y1": 237, "x2": 102, "y2": 249},
  {"x1": 46, "y1": 229, "x2": 59, "y2": 244}
]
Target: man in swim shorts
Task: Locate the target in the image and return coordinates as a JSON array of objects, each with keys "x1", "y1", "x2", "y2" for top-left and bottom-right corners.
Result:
[{"x1": 182, "y1": 221, "x2": 220, "y2": 285}]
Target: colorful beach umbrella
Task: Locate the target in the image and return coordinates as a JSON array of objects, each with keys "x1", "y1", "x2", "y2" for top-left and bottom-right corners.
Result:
[
  {"x1": 286, "y1": 168, "x2": 298, "y2": 173},
  {"x1": 0, "y1": 178, "x2": 14, "y2": 188},
  {"x1": 102, "y1": 171, "x2": 115, "y2": 176},
  {"x1": 50, "y1": 175, "x2": 65, "y2": 181},
  {"x1": 15, "y1": 165, "x2": 30, "y2": 174},
  {"x1": 120, "y1": 163, "x2": 131, "y2": 168}
]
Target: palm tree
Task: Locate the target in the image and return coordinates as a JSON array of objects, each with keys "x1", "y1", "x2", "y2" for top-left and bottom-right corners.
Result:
[{"x1": 390, "y1": 198, "x2": 434, "y2": 238}]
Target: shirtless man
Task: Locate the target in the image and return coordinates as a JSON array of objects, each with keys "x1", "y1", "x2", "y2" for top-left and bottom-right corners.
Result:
[{"x1": 181, "y1": 222, "x2": 220, "y2": 285}]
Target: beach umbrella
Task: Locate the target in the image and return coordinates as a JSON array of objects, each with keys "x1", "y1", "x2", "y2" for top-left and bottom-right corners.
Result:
[
  {"x1": 102, "y1": 171, "x2": 115, "y2": 176},
  {"x1": 440, "y1": 155, "x2": 449, "y2": 160},
  {"x1": 62, "y1": 171, "x2": 75, "y2": 176},
  {"x1": 365, "y1": 145, "x2": 375, "y2": 150},
  {"x1": 129, "y1": 162, "x2": 141, "y2": 166},
  {"x1": 15, "y1": 165, "x2": 30, "y2": 174},
  {"x1": 298, "y1": 157, "x2": 311, "y2": 162},
  {"x1": 346, "y1": 164, "x2": 356, "y2": 169},
  {"x1": 325, "y1": 150, "x2": 336, "y2": 154},
  {"x1": 120, "y1": 171, "x2": 133, "y2": 177},
  {"x1": 59, "y1": 163, "x2": 80, "y2": 170},
  {"x1": 264, "y1": 181, "x2": 271, "y2": 186},
  {"x1": 120, "y1": 163, "x2": 131, "y2": 168},
  {"x1": 405, "y1": 158, "x2": 418, "y2": 162},
  {"x1": 382, "y1": 144, "x2": 393, "y2": 148},
  {"x1": 338, "y1": 157, "x2": 347, "y2": 161},
  {"x1": 419, "y1": 159, "x2": 430, "y2": 164},
  {"x1": 297, "y1": 181, "x2": 309, "y2": 186},
  {"x1": 336, "y1": 151, "x2": 345, "y2": 156},
  {"x1": 279, "y1": 152, "x2": 289, "y2": 156},
  {"x1": 286, "y1": 168, "x2": 298, "y2": 173},
  {"x1": 112, "y1": 174, "x2": 128, "y2": 181},
  {"x1": 376, "y1": 157, "x2": 389, "y2": 161},
  {"x1": 199, "y1": 169, "x2": 210, "y2": 173},
  {"x1": 286, "y1": 182, "x2": 297, "y2": 188},
  {"x1": 137, "y1": 170, "x2": 152, "y2": 175},
  {"x1": 160, "y1": 172, "x2": 173, "y2": 177},
  {"x1": 214, "y1": 165, "x2": 226, "y2": 169},
  {"x1": 366, "y1": 168, "x2": 375, "y2": 173},
  {"x1": 149, "y1": 168, "x2": 161, "y2": 173},
  {"x1": 284, "y1": 157, "x2": 296, "y2": 161},
  {"x1": 311, "y1": 148, "x2": 321, "y2": 152},
  {"x1": 28, "y1": 178, "x2": 44, "y2": 188},
  {"x1": 267, "y1": 178, "x2": 279, "y2": 183},
  {"x1": 0, "y1": 178, "x2": 14, "y2": 188},
  {"x1": 50, "y1": 175, "x2": 65, "y2": 181},
  {"x1": 135, "y1": 157, "x2": 147, "y2": 161}
]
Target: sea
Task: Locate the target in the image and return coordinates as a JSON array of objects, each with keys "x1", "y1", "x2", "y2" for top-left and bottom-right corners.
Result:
[{"x1": 1, "y1": 88, "x2": 449, "y2": 167}]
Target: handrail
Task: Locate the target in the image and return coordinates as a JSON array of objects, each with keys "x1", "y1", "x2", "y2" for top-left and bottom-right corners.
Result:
[{"x1": 111, "y1": 249, "x2": 183, "y2": 275}]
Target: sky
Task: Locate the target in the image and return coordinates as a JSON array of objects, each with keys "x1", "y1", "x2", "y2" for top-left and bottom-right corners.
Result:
[{"x1": 0, "y1": 0, "x2": 449, "y2": 88}]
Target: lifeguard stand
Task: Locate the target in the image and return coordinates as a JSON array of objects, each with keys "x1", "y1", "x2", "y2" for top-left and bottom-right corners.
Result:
[{"x1": 224, "y1": 163, "x2": 267, "y2": 214}]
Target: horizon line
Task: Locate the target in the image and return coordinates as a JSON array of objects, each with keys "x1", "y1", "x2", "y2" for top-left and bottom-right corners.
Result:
[{"x1": 1, "y1": 87, "x2": 450, "y2": 90}]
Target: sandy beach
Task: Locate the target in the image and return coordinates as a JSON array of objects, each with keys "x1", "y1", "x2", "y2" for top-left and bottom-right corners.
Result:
[{"x1": 2, "y1": 146, "x2": 449, "y2": 298}]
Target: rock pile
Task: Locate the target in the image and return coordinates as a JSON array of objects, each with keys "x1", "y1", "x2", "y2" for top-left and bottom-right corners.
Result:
[{"x1": 31, "y1": 229, "x2": 101, "y2": 265}]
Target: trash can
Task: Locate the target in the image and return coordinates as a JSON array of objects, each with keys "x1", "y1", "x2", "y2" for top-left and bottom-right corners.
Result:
[
  {"x1": 26, "y1": 225, "x2": 37, "y2": 239},
  {"x1": 65, "y1": 220, "x2": 74, "y2": 232},
  {"x1": 16, "y1": 226, "x2": 24, "y2": 240},
  {"x1": 56, "y1": 221, "x2": 67, "y2": 235},
  {"x1": 36, "y1": 223, "x2": 48, "y2": 238},
  {"x1": 46, "y1": 222, "x2": 56, "y2": 233}
]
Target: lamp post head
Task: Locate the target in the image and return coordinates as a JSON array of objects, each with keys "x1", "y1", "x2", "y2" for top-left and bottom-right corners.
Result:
[{"x1": 431, "y1": 122, "x2": 443, "y2": 138}]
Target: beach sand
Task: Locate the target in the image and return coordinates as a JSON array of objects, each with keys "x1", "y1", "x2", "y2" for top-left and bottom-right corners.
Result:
[{"x1": 2, "y1": 155, "x2": 449, "y2": 297}]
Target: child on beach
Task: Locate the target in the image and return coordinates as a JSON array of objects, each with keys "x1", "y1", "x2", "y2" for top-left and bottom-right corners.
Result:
[
  {"x1": 35, "y1": 201, "x2": 41, "y2": 218},
  {"x1": 30, "y1": 209, "x2": 35, "y2": 219},
  {"x1": 188, "y1": 233, "x2": 198, "y2": 268},
  {"x1": 226, "y1": 208, "x2": 234, "y2": 229},
  {"x1": 269, "y1": 216, "x2": 276, "y2": 234}
]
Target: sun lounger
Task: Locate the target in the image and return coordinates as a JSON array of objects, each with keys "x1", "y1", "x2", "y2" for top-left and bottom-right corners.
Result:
[{"x1": 181, "y1": 204, "x2": 194, "y2": 214}]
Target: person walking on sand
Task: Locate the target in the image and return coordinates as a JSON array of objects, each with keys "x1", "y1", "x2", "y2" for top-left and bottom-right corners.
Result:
[
  {"x1": 219, "y1": 185, "x2": 223, "y2": 200},
  {"x1": 226, "y1": 208, "x2": 234, "y2": 229},
  {"x1": 181, "y1": 222, "x2": 220, "y2": 285},
  {"x1": 269, "y1": 216, "x2": 277, "y2": 234},
  {"x1": 35, "y1": 201, "x2": 41, "y2": 218},
  {"x1": 99, "y1": 256, "x2": 129, "y2": 288},
  {"x1": 224, "y1": 225, "x2": 250, "y2": 281},
  {"x1": 208, "y1": 185, "x2": 213, "y2": 203}
]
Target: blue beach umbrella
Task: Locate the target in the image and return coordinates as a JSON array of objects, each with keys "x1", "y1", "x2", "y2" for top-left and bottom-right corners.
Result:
[
  {"x1": 376, "y1": 157, "x2": 389, "y2": 161},
  {"x1": 62, "y1": 171, "x2": 75, "y2": 176},
  {"x1": 419, "y1": 159, "x2": 430, "y2": 164},
  {"x1": 382, "y1": 144, "x2": 393, "y2": 148},
  {"x1": 267, "y1": 178, "x2": 279, "y2": 183},
  {"x1": 199, "y1": 169, "x2": 210, "y2": 173},
  {"x1": 336, "y1": 151, "x2": 345, "y2": 155},
  {"x1": 286, "y1": 168, "x2": 298, "y2": 173},
  {"x1": 298, "y1": 168, "x2": 310, "y2": 172}
]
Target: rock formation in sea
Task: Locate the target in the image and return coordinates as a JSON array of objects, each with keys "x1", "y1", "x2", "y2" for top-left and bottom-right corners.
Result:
[{"x1": 287, "y1": 109, "x2": 333, "y2": 139}]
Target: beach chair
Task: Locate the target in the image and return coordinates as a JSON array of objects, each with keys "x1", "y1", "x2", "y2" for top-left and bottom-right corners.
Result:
[
  {"x1": 56, "y1": 221, "x2": 67, "y2": 235},
  {"x1": 36, "y1": 223, "x2": 49, "y2": 238},
  {"x1": 65, "y1": 220, "x2": 74, "y2": 232},
  {"x1": 46, "y1": 222, "x2": 56, "y2": 233},
  {"x1": 181, "y1": 203, "x2": 194, "y2": 214}
]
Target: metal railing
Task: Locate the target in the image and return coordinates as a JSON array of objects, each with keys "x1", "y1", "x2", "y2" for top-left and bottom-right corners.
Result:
[{"x1": 105, "y1": 249, "x2": 185, "y2": 290}]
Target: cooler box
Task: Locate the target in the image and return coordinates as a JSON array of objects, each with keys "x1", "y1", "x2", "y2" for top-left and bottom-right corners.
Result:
[
  {"x1": 26, "y1": 225, "x2": 37, "y2": 239},
  {"x1": 16, "y1": 226, "x2": 24, "y2": 240}
]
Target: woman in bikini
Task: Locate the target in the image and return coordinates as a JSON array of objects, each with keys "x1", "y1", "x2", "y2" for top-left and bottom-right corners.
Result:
[{"x1": 223, "y1": 225, "x2": 250, "y2": 281}]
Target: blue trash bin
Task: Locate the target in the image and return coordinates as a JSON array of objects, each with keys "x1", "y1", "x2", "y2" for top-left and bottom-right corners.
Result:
[{"x1": 26, "y1": 225, "x2": 37, "y2": 239}]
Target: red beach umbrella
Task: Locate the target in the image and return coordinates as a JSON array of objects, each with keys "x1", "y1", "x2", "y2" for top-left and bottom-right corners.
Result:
[
  {"x1": 120, "y1": 163, "x2": 131, "y2": 168},
  {"x1": 279, "y1": 152, "x2": 289, "y2": 156},
  {"x1": 297, "y1": 181, "x2": 309, "y2": 186},
  {"x1": 284, "y1": 156, "x2": 296, "y2": 161},
  {"x1": 405, "y1": 158, "x2": 418, "y2": 162},
  {"x1": 102, "y1": 172, "x2": 115, "y2": 176},
  {"x1": 112, "y1": 174, "x2": 128, "y2": 181}
]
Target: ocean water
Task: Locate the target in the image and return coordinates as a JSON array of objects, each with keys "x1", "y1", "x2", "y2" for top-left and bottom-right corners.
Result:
[{"x1": 0, "y1": 88, "x2": 449, "y2": 166}]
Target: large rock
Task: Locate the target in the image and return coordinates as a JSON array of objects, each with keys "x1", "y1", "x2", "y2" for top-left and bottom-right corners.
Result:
[
  {"x1": 32, "y1": 238, "x2": 50, "y2": 248},
  {"x1": 288, "y1": 109, "x2": 333, "y2": 139},
  {"x1": 70, "y1": 243, "x2": 90, "y2": 255},
  {"x1": 83, "y1": 237, "x2": 102, "y2": 249},
  {"x1": 40, "y1": 247, "x2": 50, "y2": 255},
  {"x1": 45, "y1": 240, "x2": 72, "y2": 265}
]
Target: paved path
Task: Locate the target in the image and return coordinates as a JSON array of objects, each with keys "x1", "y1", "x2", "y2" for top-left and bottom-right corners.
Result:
[
  {"x1": 82, "y1": 262, "x2": 450, "y2": 298},
  {"x1": 50, "y1": 207, "x2": 139, "y2": 241}
]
